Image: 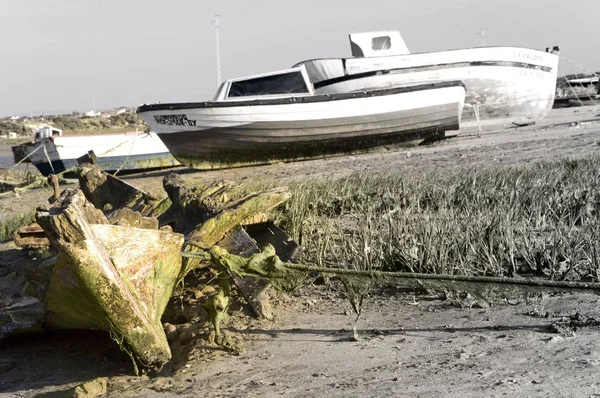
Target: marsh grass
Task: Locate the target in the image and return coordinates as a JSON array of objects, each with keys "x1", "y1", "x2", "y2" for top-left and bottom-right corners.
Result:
[
  {"x1": 0, "y1": 210, "x2": 35, "y2": 242},
  {"x1": 0, "y1": 137, "x2": 29, "y2": 146},
  {"x1": 273, "y1": 155, "x2": 600, "y2": 283}
]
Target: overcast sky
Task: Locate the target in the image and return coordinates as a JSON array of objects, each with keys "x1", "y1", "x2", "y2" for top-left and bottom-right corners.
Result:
[{"x1": 2, "y1": 0, "x2": 598, "y2": 117}]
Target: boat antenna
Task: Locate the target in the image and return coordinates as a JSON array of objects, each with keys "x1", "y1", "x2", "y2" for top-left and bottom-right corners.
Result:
[
  {"x1": 477, "y1": 29, "x2": 486, "y2": 46},
  {"x1": 212, "y1": 14, "x2": 222, "y2": 87}
]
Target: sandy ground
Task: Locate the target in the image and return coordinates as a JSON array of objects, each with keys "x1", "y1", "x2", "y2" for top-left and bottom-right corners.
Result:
[{"x1": 2, "y1": 106, "x2": 600, "y2": 397}]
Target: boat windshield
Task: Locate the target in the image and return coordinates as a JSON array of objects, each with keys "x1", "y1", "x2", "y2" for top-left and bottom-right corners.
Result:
[{"x1": 226, "y1": 70, "x2": 310, "y2": 98}]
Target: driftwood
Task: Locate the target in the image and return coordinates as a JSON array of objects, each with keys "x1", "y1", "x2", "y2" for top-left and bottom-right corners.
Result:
[{"x1": 34, "y1": 189, "x2": 184, "y2": 371}]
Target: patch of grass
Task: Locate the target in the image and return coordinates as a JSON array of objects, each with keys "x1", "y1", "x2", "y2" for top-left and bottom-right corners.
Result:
[
  {"x1": 274, "y1": 154, "x2": 600, "y2": 283},
  {"x1": 0, "y1": 137, "x2": 29, "y2": 146},
  {"x1": 0, "y1": 209, "x2": 36, "y2": 242}
]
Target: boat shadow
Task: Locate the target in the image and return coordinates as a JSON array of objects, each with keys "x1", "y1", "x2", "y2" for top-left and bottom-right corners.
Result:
[{"x1": 0, "y1": 330, "x2": 128, "y2": 396}]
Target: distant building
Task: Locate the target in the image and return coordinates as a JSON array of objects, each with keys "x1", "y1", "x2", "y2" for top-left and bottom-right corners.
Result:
[
  {"x1": 9, "y1": 115, "x2": 20, "y2": 121},
  {"x1": 85, "y1": 110, "x2": 101, "y2": 117}
]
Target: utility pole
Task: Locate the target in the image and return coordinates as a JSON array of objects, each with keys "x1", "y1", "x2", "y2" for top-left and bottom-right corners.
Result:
[
  {"x1": 477, "y1": 29, "x2": 486, "y2": 46},
  {"x1": 212, "y1": 14, "x2": 222, "y2": 87}
]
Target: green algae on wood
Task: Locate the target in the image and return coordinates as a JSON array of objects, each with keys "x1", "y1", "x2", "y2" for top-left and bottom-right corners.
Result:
[
  {"x1": 36, "y1": 189, "x2": 184, "y2": 371},
  {"x1": 188, "y1": 188, "x2": 291, "y2": 249}
]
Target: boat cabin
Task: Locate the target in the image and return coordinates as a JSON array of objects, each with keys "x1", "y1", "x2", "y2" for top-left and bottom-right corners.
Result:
[
  {"x1": 349, "y1": 31, "x2": 410, "y2": 58},
  {"x1": 34, "y1": 126, "x2": 63, "y2": 141},
  {"x1": 213, "y1": 66, "x2": 314, "y2": 101}
]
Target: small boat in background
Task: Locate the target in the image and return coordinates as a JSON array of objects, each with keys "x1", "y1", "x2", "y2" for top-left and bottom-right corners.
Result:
[
  {"x1": 137, "y1": 65, "x2": 466, "y2": 170},
  {"x1": 11, "y1": 126, "x2": 63, "y2": 164},
  {"x1": 12, "y1": 128, "x2": 179, "y2": 176},
  {"x1": 553, "y1": 73, "x2": 600, "y2": 108},
  {"x1": 296, "y1": 31, "x2": 559, "y2": 127}
]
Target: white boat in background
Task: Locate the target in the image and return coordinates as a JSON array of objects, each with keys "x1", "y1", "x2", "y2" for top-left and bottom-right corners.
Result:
[
  {"x1": 137, "y1": 65, "x2": 466, "y2": 170},
  {"x1": 13, "y1": 128, "x2": 179, "y2": 176},
  {"x1": 295, "y1": 31, "x2": 559, "y2": 126},
  {"x1": 10, "y1": 126, "x2": 66, "y2": 165}
]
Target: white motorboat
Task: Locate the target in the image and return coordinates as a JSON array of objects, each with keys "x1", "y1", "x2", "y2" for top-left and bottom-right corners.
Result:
[
  {"x1": 295, "y1": 31, "x2": 559, "y2": 126},
  {"x1": 137, "y1": 65, "x2": 466, "y2": 169}
]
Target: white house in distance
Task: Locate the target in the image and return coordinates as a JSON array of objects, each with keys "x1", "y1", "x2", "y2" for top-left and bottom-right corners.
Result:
[{"x1": 84, "y1": 110, "x2": 101, "y2": 117}]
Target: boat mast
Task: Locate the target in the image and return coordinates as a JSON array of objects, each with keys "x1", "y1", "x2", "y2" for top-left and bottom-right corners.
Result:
[
  {"x1": 212, "y1": 14, "x2": 222, "y2": 87},
  {"x1": 477, "y1": 29, "x2": 486, "y2": 46}
]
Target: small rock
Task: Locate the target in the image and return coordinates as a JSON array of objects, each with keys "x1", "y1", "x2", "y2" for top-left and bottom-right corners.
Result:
[
  {"x1": 72, "y1": 377, "x2": 108, "y2": 398},
  {"x1": 164, "y1": 323, "x2": 178, "y2": 342},
  {"x1": 457, "y1": 349, "x2": 471, "y2": 360},
  {"x1": 151, "y1": 377, "x2": 171, "y2": 392},
  {"x1": 546, "y1": 335, "x2": 564, "y2": 344},
  {"x1": 179, "y1": 328, "x2": 197, "y2": 345},
  {"x1": 164, "y1": 323, "x2": 177, "y2": 333}
]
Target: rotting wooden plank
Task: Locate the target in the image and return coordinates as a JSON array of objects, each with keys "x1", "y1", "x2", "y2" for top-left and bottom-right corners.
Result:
[{"x1": 36, "y1": 189, "x2": 184, "y2": 371}]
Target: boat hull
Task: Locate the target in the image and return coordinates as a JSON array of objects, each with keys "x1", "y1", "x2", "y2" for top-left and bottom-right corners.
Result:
[
  {"x1": 138, "y1": 83, "x2": 465, "y2": 169},
  {"x1": 10, "y1": 144, "x2": 30, "y2": 164},
  {"x1": 298, "y1": 47, "x2": 559, "y2": 126},
  {"x1": 19, "y1": 131, "x2": 179, "y2": 176}
]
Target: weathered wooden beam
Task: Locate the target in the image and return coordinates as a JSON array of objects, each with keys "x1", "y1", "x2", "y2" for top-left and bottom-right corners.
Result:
[
  {"x1": 77, "y1": 164, "x2": 162, "y2": 217},
  {"x1": 180, "y1": 188, "x2": 291, "y2": 278},
  {"x1": 162, "y1": 174, "x2": 240, "y2": 232},
  {"x1": 36, "y1": 189, "x2": 184, "y2": 371},
  {"x1": 188, "y1": 188, "x2": 291, "y2": 250}
]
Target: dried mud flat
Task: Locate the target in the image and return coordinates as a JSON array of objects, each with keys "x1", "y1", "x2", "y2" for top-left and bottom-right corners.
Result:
[{"x1": 3, "y1": 107, "x2": 600, "y2": 397}]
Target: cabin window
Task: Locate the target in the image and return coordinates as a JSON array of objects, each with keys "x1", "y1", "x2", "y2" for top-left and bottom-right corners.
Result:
[
  {"x1": 227, "y1": 72, "x2": 309, "y2": 98},
  {"x1": 371, "y1": 36, "x2": 391, "y2": 51}
]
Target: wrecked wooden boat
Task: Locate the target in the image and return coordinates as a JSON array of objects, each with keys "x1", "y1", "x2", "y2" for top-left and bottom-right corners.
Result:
[
  {"x1": 0, "y1": 188, "x2": 185, "y2": 370},
  {"x1": 295, "y1": 31, "x2": 559, "y2": 126},
  {"x1": 1, "y1": 161, "x2": 301, "y2": 371},
  {"x1": 137, "y1": 66, "x2": 466, "y2": 169},
  {"x1": 11, "y1": 128, "x2": 179, "y2": 176}
]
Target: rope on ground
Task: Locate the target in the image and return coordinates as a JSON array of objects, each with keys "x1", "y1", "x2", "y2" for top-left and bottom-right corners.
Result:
[
  {"x1": 282, "y1": 263, "x2": 600, "y2": 291},
  {"x1": 181, "y1": 250, "x2": 600, "y2": 291},
  {"x1": 0, "y1": 166, "x2": 77, "y2": 198}
]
